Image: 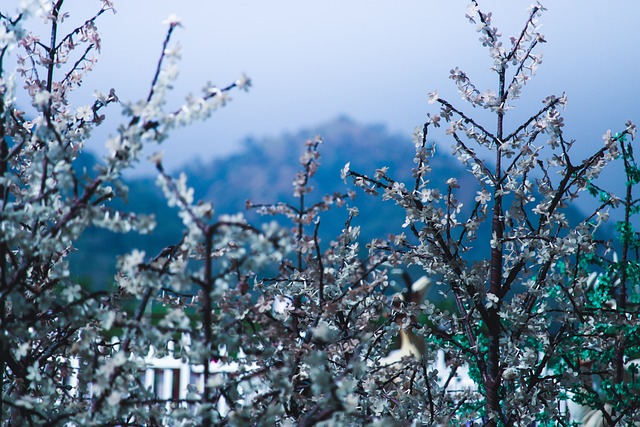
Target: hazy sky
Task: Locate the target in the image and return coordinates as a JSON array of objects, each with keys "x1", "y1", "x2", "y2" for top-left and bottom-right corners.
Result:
[{"x1": 15, "y1": 1, "x2": 640, "y2": 175}]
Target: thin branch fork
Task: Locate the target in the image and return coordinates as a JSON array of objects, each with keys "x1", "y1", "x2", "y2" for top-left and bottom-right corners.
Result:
[{"x1": 437, "y1": 98, "x2": 501, "y2": 147}]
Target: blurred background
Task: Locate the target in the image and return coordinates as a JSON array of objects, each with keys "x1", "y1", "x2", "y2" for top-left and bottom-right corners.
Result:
[
  {"x1": 15, "y1": 0, "x2": 639, "y2": 175},
  {"x1": 7, "y1": 1, "x2": 640, "y2": 285}
]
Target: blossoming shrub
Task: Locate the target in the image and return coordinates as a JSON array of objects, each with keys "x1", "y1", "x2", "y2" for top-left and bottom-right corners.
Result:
[
  {"x1": 340, "y1": 3, "x2": 639, "y2": 424},
  {"x1": 0, "y1": 1, "x2": 638, "y2": 427},
  {"x1": 567, "y1": 128, "x2": 640, "y2": 426}
]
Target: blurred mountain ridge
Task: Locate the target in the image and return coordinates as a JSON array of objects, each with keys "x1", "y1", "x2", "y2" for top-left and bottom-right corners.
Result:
[
  {"x1": 73, "y1": 116, "x2": 471, "y2": 285},
  {"x1": 72, "y1": 116, "x2": 590, "y2": 286}
]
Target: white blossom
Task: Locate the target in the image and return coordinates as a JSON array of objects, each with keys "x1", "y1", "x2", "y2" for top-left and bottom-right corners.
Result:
[
  {"x1": 235, "y1": 73, "x2": 251, "y2": 91},
  {"x1": 162, "y1": 13, "x2": 182, "y2": 27},
  {"x1": 475, "y1": 189, "x2": 491, "y2": 204},
  {"x1": 428, "y1": 89, "x2": 439, "y2": 104}
]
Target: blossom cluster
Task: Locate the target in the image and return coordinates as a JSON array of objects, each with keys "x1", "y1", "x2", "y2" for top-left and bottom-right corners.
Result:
[{"x1": 0, "y1": 1, "x2": 638, "y2": 427}]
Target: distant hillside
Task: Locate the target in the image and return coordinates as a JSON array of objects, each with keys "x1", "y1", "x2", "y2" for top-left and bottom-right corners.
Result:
[
  {"x1": 184, "y1": 116, "x2": 476, "y2": 214},
  {"x1": 71, "y1": 117, "x2": 477, "y2": 285},
  {"x1": 71, "y1": 116, "x2": 596, "y2": 286},
  {"x1": 182, "y1": 116, "x2": 479, "y2": 232}
]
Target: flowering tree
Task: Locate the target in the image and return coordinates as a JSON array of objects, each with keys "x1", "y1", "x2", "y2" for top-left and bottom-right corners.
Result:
[
  {"x1": 1, "y1": 1, "x2": 639, "y2": 427},
  {"x1": 0, "y1": 1, "x2": 254, "y2": 425},
  {"x1": 567, "y1": 128, "x2": 640, "y2": 426},
  {"x1": 341, "y1": 2, "x2": 639, "y2": 425}
]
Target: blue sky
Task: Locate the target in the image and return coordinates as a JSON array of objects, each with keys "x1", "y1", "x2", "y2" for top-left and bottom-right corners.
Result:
[{"x1": 16, "y1": 1, "x2": 640, "y2": 177}]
